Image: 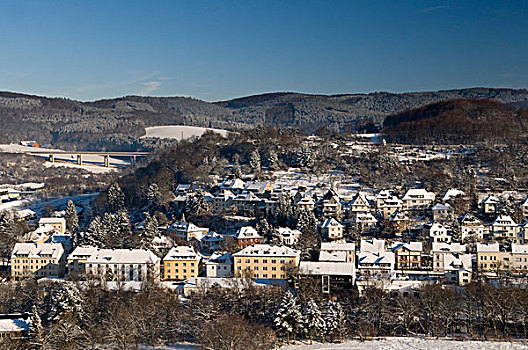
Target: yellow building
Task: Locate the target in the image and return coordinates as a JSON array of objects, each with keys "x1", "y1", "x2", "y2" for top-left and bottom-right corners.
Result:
[
  {"x1": 162, "y1": 246, "x2": 201, "y2": 281},
  {"x1": 10, "y1": 243, "x2": 65, "y2": 279},
  {"x1": 476, "y1": 243, "x2": 511, "y2": 272},
  {"x1": 38, "y1": 217, "x2": 67, "y2": 234},
  {"x1": 233, "y1": 244, "x2": 300, "y2": 280}
]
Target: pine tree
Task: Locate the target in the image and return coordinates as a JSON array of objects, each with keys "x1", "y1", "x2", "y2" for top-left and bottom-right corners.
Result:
[
  {"x1": 322, "y1": 302, "x2": 339, "y2": 342},
  {"x1": 82, "y1": 216, "x2": 105, "y2": 248},
  {"x1": 296, "y1": 208, "x2": 317, "y2": 233},
  {"x1": 266, "y1": 149, "x2": 279, "y2": 170},
  {"x1": 30, "y1": 303, "x2": 44, "y2": 349},
  {"x1": 117, "y1": 210, "x2": 134, "y2": 249},
  {"x1": 43, "y1": 283, "x2": 85, "y2": 325},
  {"x1": 0, "y1": 211, "x2": 18, "y2": 261},
  {"x1": 65, "y1": 200, "x2": 79, "y2": 247},
  {"x1": 107, "y1": 182, "x2": 125, "y2": 213},
  {"x1": 186, "y1": 189, "x2": 209, "y2": 216},
  {"x1": 274, "y1": 291, "x2": 304, "y2": 343},
  {"x1": 140, "y1": 212, "x2": 158, "y2": 250},
  {"x1": 334, "y1": 302, "x2": 348, "y2": 342},
  {"x1": 146, "y1": 183, "x2": 161, "y2": 211},
  {"x1": 232, "y1": 153, "x2": 243, "y2": 178},
  {"x1": 250, "y1": 149, "x2": 261, "y2": 175},
  {"x1": 304, "y1": 298, "x2": 325, "y2": 343}
]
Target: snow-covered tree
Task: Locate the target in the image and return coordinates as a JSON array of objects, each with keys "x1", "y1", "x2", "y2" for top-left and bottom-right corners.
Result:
[
  {"x1": 43, "y1": 283, "x2": 84, "y2": 325},
  {"x1": 296, "y1": 208, "x2": 317, "y2": 233},
  {"x1": 82, "y1": 216, "x2": 105, "y2": 248},
  {"x1": 146, "y1": 183, "x2": 161, "y2": 211},
  {"x1": 250, "y1": 149, "x2": 261, "y2": 175},
  {"x1": 65, "y1": 200, "x2": 79, "y2": 247},
  {"x1": 186, "y1": 189, "x2": 209, "y2": 216},
  {"x1": 116, "y1": 210, "x2": 134, "y2": 249},
  {"x1": 0, "y1": 211, "x2": 19, "y2": 260},
  {"x1": 140, "y1": 212, "x2": 158, "y2": 250},
  {"x1": 265, "y1": 149, "x2": 279, "y2": 170},
  {"x1": 304, "y1": 298, "x2": 325, "y2": 343},
  {"x1": 30, "y1": 303, "x2": 44, "y2": 348},
  {"x1": 232, "y1": 153, "x2": 243, "y2": 178},
  {"x1": 274, "y1": 291, "x2": 304, "y2": 343},
  {"x1": 322, "y1": 302, "x2": 339, "y2": 342},
  {"x1": 107, "y1": 182, "x2": 125, "y2": 213}
]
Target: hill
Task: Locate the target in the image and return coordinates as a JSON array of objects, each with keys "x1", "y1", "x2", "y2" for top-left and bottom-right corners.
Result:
[
  {"x1": 382, "y1": 99, "x2": 528, "y2": 144},
  {"x1": 1, "y1": 88, "x2": 528, "y2": 150}
]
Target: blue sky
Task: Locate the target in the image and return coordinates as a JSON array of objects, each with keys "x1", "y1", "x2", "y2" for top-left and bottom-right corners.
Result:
[{"x1": 0, "y1": 0, "x2": 527, "y2": 101}]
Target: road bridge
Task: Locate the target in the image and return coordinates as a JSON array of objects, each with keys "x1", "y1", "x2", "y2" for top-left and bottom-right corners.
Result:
[{"x1": 26, "y1": 150, "x2": 149, "y2": 167}]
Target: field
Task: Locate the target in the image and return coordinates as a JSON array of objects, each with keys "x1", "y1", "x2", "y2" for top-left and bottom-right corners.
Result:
[
  {"x1": 142, "y1": 125, "x2": 229, "y2": 140},
  {"x1": 280, "y1": 337, "x2": 528, "y2": 350}
]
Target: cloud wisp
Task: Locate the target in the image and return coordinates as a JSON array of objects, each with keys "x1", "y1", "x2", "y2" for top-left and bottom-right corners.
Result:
[
  {"x1": 420, "y1": 5, "x2": 449, "y2": 13},
  {"x1": 139, "y1": 81, "x2": 162, "y2": 95}
]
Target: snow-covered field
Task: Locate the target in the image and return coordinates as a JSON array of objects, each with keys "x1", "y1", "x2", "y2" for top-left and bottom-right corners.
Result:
[
  {"x1": 142, "y1": 125, "x2": 229, "y2": 140},
  {"x1": 280, "y1": 338, "x2": 528, "y2": 350}
]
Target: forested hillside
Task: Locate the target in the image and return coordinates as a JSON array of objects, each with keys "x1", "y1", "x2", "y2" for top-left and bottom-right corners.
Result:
[
  {"x1": 1, "y1": 88, "x2": 528, "y2": 151},
  {"x1": 383, "y1": 99, "x2": 528, "y2": 144}
]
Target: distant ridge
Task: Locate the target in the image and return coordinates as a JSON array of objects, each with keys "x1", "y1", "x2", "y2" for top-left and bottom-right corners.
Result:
[{"x1": 0, "y1": 87, "x2": 527, "y2": 150}]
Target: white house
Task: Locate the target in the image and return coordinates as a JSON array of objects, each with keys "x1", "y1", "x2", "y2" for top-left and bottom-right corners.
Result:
[
  {"x1": 319, "y1": 218, "x2": 344, "y2": 240},
  {"x1": 428, "y1": 222, "x2": 451, "y2": 243},
  {"x1": 205, "y1": 252, "x2": 233, "y2": 278},
  {"x1": 402, "y1": 188, "x2": 435, "y2": 211},
  {"x1": 491, "y1": 214, "x2": 519, "y2": 241},
  {"x1": 85, "y1": 249, "x2": 161, "y2": 282}
]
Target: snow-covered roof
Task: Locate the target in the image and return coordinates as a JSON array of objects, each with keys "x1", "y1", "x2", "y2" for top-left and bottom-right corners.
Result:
[
  {"x1": 442, "y1": 189, "x2": 465, "y2": 202},
  {"x1": 201, "y1": 231, "x2": 225, "y2": 242},
  {"x1": 0, "y1": 317, "x2": 30, "y2": 333},
  {"x1": 168, "y1": 221, "x2": 208, "y2": 232},
  {"x1": 67, "y1": 246, "x2": 99, "y2": 260},
  {"x1": 233, "y1": 244, "x2": 299, "y2": 258},
  {"x1": 11, "y1": 243, "x2": 64, "y2": 259},
  {"x1": 481, "y1": 195, "x2": 499, "y2": 205},
  {"x1": 432, "y1": 242, "x2": 466, "y2": 253},
  {"x1": 206, "y1": 252, "x2": 233, "y2": 265},
  {"x1": 236, "y1": 226, "x2": 261, "y2": 239},
  {"x1": 320, "y1": 242, "x2": 355, "y2": 252},
  {"x1": 38, "y1": 217, "x2": 65, "y2": 225},
  {"x1": 391, "y1": 241, "x2": 423, "y2": 252},
  {"x1": 443, "y1": 253, "x2": 472, "y2": 271},
  {"x1": 432, "y1": 203, "x2": 453, "y2": 211},
  {"x1": 300, "y1": 261, "x2": 354, "y2": 276},
  {"x1": 402, "y1": 188, "x2": 435, "y2": 201},
  {"x1": 492, "y1": 214, "x2": 517, "y2": 226},
  {"x1": 320, "y1": 218, "x2": 344, "y2": 228},
  {"x1": 360, "y1": 239, "x2": 386, "y2": 254},
  {"x1": 319, "y1": 250, "x2": 347, "y2": 262},
  {"x1": 277, "y1": 227, "x2": 301, "y2": 238},
  {"x1": 163, "y1": 246, "x2": 200, "y2": 261},
  {"x1": 358, "y1": 251, "x2": 395, "y2": 266},
  {"x1": 477, "y1": 242, "x2": 499, "y2": 253},
  {"x1": 86, "y1": 249, "x2": 160, "y2": 265}
]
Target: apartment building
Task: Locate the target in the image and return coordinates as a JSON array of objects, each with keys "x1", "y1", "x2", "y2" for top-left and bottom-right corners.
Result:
[
  {"x1": 10, "y1": 243, "x2": 65, "y2": 279},
  {"x1": 162, "y1": 246, "x2": 201, "y2": 281},
  {"x1": 233, "y1": 244, "x2": 300, "y2": 280},
  {"x1": 85, "y1": 248, "x2": 160, "y2": 282}
]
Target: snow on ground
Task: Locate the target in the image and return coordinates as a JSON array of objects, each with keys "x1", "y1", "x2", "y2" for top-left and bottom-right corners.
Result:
[
  {"x1": 280, "y1": 337, "x2": 528, "y2": 350},
  {"x1": 44, "y1": 161, "x2": 119, "y2": 173},
  {"x1": 139, "y1": 344, "x2": 199, "y2": 350},
  {"x1": 142, "y1": 125, "x2": 229, "y2": 140}
]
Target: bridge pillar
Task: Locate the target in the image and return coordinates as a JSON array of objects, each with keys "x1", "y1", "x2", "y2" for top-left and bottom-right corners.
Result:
[
  {"x1": 77, "y1": 154, "x2": 83, "y2": 166},
  {"x1": 49, "y1": 154, "x2": 54, "y2": 163},
  {"x1": 131, "y1": 155, "x2": 136, "y2": 165},
  {"x1": 104, "y1": 155, "x2": 110, "y2": 167}
]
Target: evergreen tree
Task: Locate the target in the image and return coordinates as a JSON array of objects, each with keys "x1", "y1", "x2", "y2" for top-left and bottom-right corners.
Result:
[
  {"x1": 186, "y1": 189, "x2": 209, "y2": 216},
  {"x1": 0, "y1": 211, "x2": 19, "y2": 261},
  {"x1": 250, "y1": 149, "x2": 261, "y2": 175},
  {"x1": 232, "y1": 153, "x2": 243, "y2": 178},
  {"x1": 274, "y1": 291, "x2": 304, "y2": 343},
  {"x1": 30, "y1": 303, "x2": 44, "y2": 349},
  {"x1": 146, "y1": 183, "x2": 161, "y2": 211},
  {"x1": 43, "y1": 283, "x2": 85, "y2": 325},
  {"x1": 334, "y1": 302, "x2": 348, "y2": 342},
  {"x1": 304, "y1": 298, "x2": 325, "y2": 343},
  {"x1": 322, "y1": 302, "x2": 339, "y2": 342},
  {"x1": 140, "y1": 212, "x2": 158, "y2": 250},
  {"x1": 107, "y1": 182, "x2": 125, "y2": 213},
  {"x1": 266, "y1": 149, "x2": 279, "y2": 170},
  {"x1": 82, "y1": 216, "x2": 105, "y2": 248},
  {"x1": 65, "y1": 200, "x2": 79, "y2": 247},
  {"x1": 296, "y1": 208, "x2": 317, "y2": 233},
  {"x1": 116, "y1": 210, "x2": 134, "y2": 249}
]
